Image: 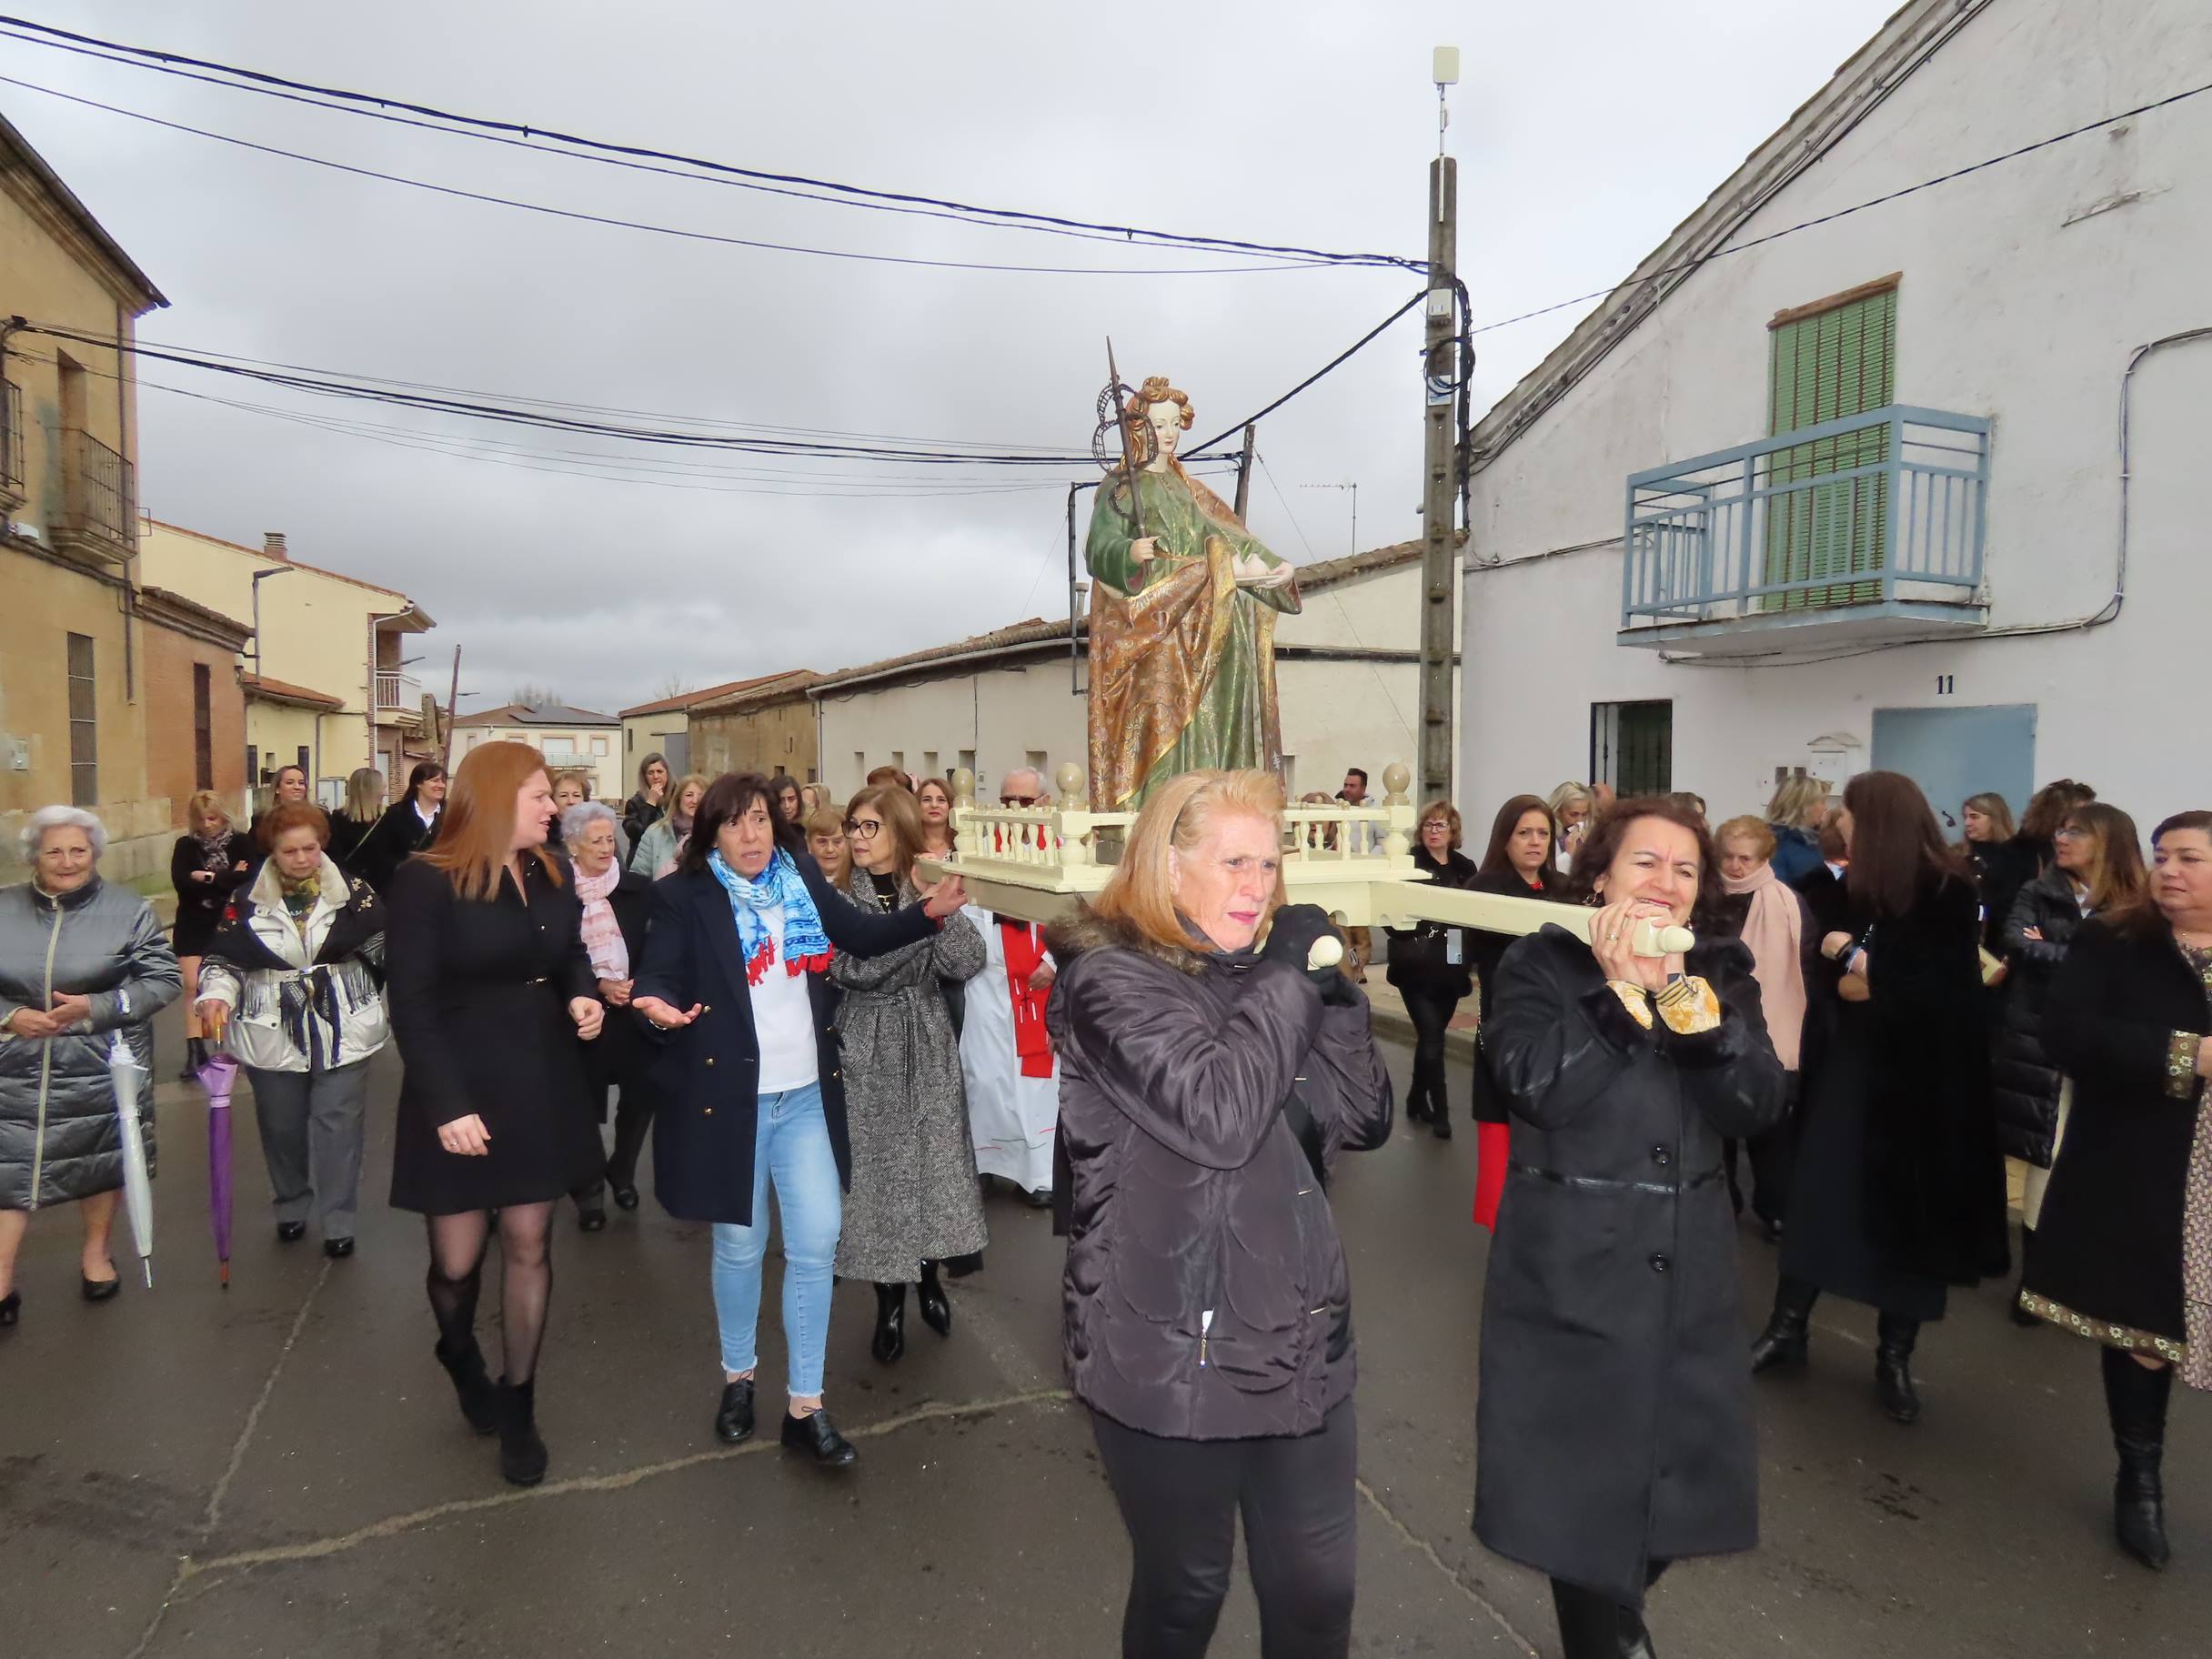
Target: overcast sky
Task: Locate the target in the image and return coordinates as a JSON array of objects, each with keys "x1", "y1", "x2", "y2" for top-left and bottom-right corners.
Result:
[{"x1": 5, "y1": 1, "x2": 1900, "y2": 716}]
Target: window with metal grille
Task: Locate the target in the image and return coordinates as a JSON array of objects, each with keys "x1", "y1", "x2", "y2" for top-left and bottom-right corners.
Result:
[
  {"x1": 66, "y1": 632, "x2": 97, "y2": 807},
  {"x1": 1763, "y1": 281, "x2": 1897, "y2": 608},
  {"x1": 193, "y1": 663, "x2": 213, "y2": 790},
  {"x1": 1590, "y1": 700, "x2": 1673, "y2": 798}
]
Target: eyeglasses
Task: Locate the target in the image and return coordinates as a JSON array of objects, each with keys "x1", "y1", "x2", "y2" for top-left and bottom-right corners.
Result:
[
  {"x1": 1000, "y1": 794, "x2": 1039, "y2": 808},
  {"x1": 846, "y1": 818, "x2": 885, "y2": 840},
  {"x1": 2054, "y1": 825, "x2": 2093, "y2": 840}
]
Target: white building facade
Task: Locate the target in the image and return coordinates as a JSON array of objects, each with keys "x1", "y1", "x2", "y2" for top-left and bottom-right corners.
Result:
[
  {"x1": 1458, "y1": 0, "x2": 2210, "y2": 836},
  {"x1": 451, "y1": 703, "x2": 623, "y2": 800},
  {"x1": 811, "y1": 540, "x2": 1459, "y2": 805}
]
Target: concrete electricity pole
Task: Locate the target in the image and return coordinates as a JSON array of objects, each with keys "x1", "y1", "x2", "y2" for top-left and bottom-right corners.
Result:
[{"x1": 1418, "y1": 46, "x2": 1461, "y2": 809}]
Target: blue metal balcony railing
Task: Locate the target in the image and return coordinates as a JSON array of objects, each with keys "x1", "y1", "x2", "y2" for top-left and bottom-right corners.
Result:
[{"x1": 1621, "y1": 405, "x2": 1989, "y2": 631}]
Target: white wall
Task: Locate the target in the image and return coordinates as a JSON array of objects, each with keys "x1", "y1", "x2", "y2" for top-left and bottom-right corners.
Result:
[
  {"x1": 454, "y1": 726, "x2": 620, "y2": 800},
  {"x1": 1460, "y1": 0, "x2": 2212, "y2": 830}
]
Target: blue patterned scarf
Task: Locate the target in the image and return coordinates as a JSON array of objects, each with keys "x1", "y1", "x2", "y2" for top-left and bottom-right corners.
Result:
[{"x1": 707, "y1": 848, "x2": 834, "y2": 985}]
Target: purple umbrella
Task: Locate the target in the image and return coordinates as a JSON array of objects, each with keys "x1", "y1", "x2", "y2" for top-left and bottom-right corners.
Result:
[{"x1": 196, "y1": 1050, "x2": 239, "y2": 1288}]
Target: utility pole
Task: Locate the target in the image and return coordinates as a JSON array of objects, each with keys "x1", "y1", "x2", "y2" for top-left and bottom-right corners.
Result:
[
  {"x1": 1232, "y1": 422, "x2": 1257, "y2": 520},
  {"x1": 1418, "y1": 46, "x2": 1461, "y2": 809},
  {"x1": 440, "y1": 644, "x2": 462, "y2": 772}
]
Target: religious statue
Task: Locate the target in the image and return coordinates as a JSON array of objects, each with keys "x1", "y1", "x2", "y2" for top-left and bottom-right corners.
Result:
[{"x1": 1084, "y1": 375, "x2": 1301, "y2": 809}]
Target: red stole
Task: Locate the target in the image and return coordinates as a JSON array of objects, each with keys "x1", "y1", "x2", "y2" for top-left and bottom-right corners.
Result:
[{"x1": 1000, "y1": 920, "x2": 1055, "y2": 1078}]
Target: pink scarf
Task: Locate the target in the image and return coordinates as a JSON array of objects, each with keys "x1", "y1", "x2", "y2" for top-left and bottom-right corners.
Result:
[
  {"x1": 1723, "y1": 861, "x2": 1805, "y2": 1071},
  {"x1": 574, "y1": 860, "x2": 628, "y2": 980}
]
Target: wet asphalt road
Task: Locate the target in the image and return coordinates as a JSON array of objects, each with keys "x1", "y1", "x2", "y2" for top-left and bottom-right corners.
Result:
[{"x1": 1, "y1": 1003, "x2": 2207, "y2": 1658}]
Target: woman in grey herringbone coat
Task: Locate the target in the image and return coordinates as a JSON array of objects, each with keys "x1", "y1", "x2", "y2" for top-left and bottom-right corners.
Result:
[{"x1": 830, "y1": 783, "x2": 986, "y2": 1364}]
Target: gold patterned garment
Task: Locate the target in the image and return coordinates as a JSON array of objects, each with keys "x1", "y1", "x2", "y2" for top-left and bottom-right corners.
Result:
[
  {"x1": 1085, "y1": 461, "x2": 1300, "y2": 809},
  {"x1": 2177, "y1": 944, "x2": 2212, "y2": 1390}
]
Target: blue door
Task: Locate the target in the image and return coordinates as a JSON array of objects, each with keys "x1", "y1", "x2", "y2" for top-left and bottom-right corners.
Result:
[{"x1": 1869, "y1": 704, "x2": 2036, "y2": 836}]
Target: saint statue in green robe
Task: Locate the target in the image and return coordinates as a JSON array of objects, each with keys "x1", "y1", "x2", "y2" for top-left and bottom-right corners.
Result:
[{"x1": 1084, "y1": 377, "x2": 1302, "y2": 809}]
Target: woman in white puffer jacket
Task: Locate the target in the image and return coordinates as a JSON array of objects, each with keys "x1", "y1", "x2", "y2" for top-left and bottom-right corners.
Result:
[{"x1": 197, "y1": 801, "x2": 389, "y2": 1259}]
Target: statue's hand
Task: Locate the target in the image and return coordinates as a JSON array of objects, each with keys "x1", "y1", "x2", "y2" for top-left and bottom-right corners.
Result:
[{"x1": 1127, "y1": 537, "x2": 1160, "y2": 564}]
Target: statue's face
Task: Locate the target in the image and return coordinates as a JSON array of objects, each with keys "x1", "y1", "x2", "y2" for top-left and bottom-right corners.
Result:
[{"x1": 1144, "y1": 398, "x2": 1182, "y2": 461}]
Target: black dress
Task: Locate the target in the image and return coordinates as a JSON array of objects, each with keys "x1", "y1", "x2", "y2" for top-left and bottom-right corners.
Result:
[
  {"x1": 169, "y1": 831, "x2": 257, "y2": 958},
  {"x1": 2022, "y1": 921, "x2": 2212, "y2": 1357},
  {"x1": 1779, "y1": 875, "x2": 2008, "y2": 1320},
  {"x1": 385, "y1": 856, "x2": 606, "y2": 1214}
]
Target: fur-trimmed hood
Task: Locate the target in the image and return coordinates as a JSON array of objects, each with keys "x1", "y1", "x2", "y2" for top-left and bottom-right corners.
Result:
[{"x1": 1043, "y1": 904, "x2": 1212, "y2": 979}]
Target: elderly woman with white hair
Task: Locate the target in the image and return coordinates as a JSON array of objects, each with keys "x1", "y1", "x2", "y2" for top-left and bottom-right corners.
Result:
[
  {"x1": 561, "y1": 800, "x2": 659, "y2": 1212},
  {"x1": 0, "y1": 806, "x2": 182, "y2": 1324}
]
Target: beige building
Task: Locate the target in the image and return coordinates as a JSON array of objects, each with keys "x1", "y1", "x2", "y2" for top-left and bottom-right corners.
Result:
[
  {"x1": 0, "y1": 107, "x2": 254, "y2": 881},
  {"x1": 685, "y1": 671, "x2": 821, "y2": 784},
  {"x1": 136, "y1": 520, "x2": 437, "y2": 799},
  {"x1": 451, "y1": 703, "x2": 623, "y2": 799},
  {"x1": 803, "y1": 538, "x2": 1461, "y2": 805}
]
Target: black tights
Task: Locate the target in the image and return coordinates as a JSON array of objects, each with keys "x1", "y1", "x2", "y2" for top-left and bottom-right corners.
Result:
[
  {"x1": 425, "y1": 1202, "x2": 555, "y2": 1384},
  {"x1": 1399, "y1": 985, "x2": 1460, "y2": 1120}
]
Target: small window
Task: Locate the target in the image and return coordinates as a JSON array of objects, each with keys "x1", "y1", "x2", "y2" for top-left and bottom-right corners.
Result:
[
  {"x1": 66, "y1": 632, "x2": 96, "y2": 807},
  {"x1": 297, "y1": 745, "x2": 310, "y2": 774},
  {"x1": 192, "y1": 663, "x2": 214, "y2": 790},
  {"x1": 958, "y1": 749, "x2": 976, "y2": 777},
  {"x1": 853, "y1": 750, "x2": 866, "y2": 784},
  {"x1": 922, "y1": 749, "x2": 940, "y2": 779},
  {"x1": 1590, "y1": 700, "x2": 1673, "y2": 797},
  {"x1": 890, "y1": 749, "x2": 905, "y2": 774},
  {"x1": 590, "y1": 736, "x2": 608, "y2": 756},
  {"x1": 246, "y1": 742, "x2": 258, "y2": 785},
  {"x1": 1026, "y1": 749, "x2": 1047, "y2": 776}
]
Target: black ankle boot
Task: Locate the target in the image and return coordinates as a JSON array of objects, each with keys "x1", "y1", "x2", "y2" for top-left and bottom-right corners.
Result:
[
  {"x1": 1875, "y1": 1313, "x2": 1921, "y2": 1423},
  {"x1": 494, "y1": 1377, "x2": 548, "y2": 1486},
  {"x1": 918, "y1": 1261, "x2": 952, "y2": 1338},
  {"x1": 2103, "y1": 1344, "x2": 2173, "y2": 1569},
  {"x1": 433, "y1": 1338, "x2": 498, "y2": 1435},
  {"x1": 1404, "y1": 1090, "x2": 1431, "y2": 1126},
  {"x1": 182, "y1": 1036, "x2": 207, "y2": 1081},
  {"x1": 871, "y1": 1282, "x2": 906, "y2": 1363},
  {"x1": 1749, "y1": 1282, "x2": 1815, "y2": 1374}
]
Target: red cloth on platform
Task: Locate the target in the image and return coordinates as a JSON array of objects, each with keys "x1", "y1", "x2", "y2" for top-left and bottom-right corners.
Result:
[
  {"x1": 1473, "y1": 1121, "x2": 1510, "y2": 1232},
  {"x1": 1000, "y1": 919, "x2": 1055, "y2": 1079}
]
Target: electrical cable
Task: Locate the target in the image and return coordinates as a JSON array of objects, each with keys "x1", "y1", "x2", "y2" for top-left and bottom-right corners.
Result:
[
  {"x1": 1463, "y1": 75, "x2": 2212, "y2": 340},
  {"x1": 0, "y1": 74, "x2": 1332, "y2": 277},
  {"x1": 0, "y1": 15, "x2": 1423, "y2": 271},
  {"x1": 1183, "y1": 290, "x2": 1428, "y2": 461}
]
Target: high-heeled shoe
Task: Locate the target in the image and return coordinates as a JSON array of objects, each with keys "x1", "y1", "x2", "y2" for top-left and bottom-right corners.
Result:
[
  {"x1": 918, "y1": 1262, "x2": 952, "y2": 1338},
  {"x1": 0, "y1": 1290, "x2": 20, "y2": 1328},
  {"x1": 434, "y1": 1338, "x2": 498, "y2": 1435},
  {"x1": 871, "y1": 1282, "x2": 906, "y2": 1363},
  {"x1": 81, "y1": 1273, "x2": 121, "y2": 1302}
]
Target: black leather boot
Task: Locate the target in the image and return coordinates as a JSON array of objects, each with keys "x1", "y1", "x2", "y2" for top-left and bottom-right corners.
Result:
[
  {"x1": 1875, "y1": 1313, "x2": 1921, "y2": 1423},
  {"x1": 870, "y1": 1282, "x2": 906, "y2": 1363},
  {"x1": 181, "y1": 1036, "x2": 207, "y2": 1081},
  {"x1": 2103, "y1": 1344, "x2": 2173, "y2": 1569},
  {"x1": 433, "y1": 1339, "x2": 498, "y2": 1435},
  {"x1": 918, "y1": 1260, "x2": 952, "y2": 1338},
  {"x1": 494, "y1": 1377, "x2": 548, "y2": 1486},
  {"x1": 1749, "y1": 1279, "x2": 1815, "y2": 1374},
  {"x1": 1404, "y1": 1088, "x2": 1431, "y2": 1126}
]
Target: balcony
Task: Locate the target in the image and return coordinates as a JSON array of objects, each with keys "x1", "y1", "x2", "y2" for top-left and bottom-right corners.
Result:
[
  {"x1": 49, "y1": 428, "x2": 136, "y2": 566},
  {"x1": 1619, "y1": 405, "x2": 1990, "y2": 654},
  {"x1": 375, "y1": 670, "x2": 426, "y2": 728},
  {"x1": 0, "y1": 380, "x2": 22, "y2": 508}
]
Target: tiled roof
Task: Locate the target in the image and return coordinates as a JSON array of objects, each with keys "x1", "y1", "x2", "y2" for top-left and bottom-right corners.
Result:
[
  {"x1": 620, "y1": 671, "x2": 803, "y2": 719},
  {"x1": 453, "y1": 701, "x2": 620, "y2": 729},
  {"x1": 242, "y1": 671, "x2": 345, "y2": 711},
  {"x1": 687, "y1": 669, "x2": 823, "y2": 715}
]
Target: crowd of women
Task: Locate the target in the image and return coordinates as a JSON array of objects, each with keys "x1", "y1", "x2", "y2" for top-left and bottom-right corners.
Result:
[
  {"x1": 0, "y1": 745, "x2": 1065, "y2": 1487},
  {"x1": 1374, "y1": 769, "x2": 2212, "y2": 1654},
  {"x1": 5, "y1": 743, "x2": 2209, "y2": 1659}
]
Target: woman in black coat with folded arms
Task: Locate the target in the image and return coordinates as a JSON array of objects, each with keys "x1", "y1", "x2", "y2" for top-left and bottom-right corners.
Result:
[
  {"x1": 1383, "y1": 799, "x2": 1480, "y2": 1139},
  {"x1": 385, "y1": 742, "x2": 607, "y2": 1488},
  {"x1": 1749, "y1": 771, "x2": 2010, "y2": 1423},
  {"x1": 1047, "y1": 768, "x2": 1392, "y2": 1659},
  {"x1": 2021, "y1": 811, "x2": 2212, "y2": 1571},
  {"x1": 630, "y1": 773, "x2": 968, "y2": 1471},
  {"x1": 1477, "y1": 798, "x2": 1784, "y2": 1659}
]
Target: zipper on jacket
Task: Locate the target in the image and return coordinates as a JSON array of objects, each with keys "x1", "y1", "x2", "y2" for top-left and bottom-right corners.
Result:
[
  {"x1": 27, "y1": 893, "x2": 65, "y2": 1212},
  {"x1": 1198, "y1": 1308, "x2": 1214, "y2": 1368}
]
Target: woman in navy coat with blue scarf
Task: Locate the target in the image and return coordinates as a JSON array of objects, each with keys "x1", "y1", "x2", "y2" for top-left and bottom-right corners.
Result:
[{"x1": 632, "y1": 772, "x2": 967, "y2": 1469}]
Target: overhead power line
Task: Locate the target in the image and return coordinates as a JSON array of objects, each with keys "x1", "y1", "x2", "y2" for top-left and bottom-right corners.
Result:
[
  {"x1": 1463, "y1": 74, "x2": 2212, "y2": 339},
  {"x1": 0, "y1": 75, "x2": 1331, "y2": 277},
  {"x1": 0, "y1": 14, "x2": 1423, "y2": 272}
]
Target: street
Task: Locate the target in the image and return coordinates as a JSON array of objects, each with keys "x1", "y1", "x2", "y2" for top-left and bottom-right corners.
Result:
[{"x1": 2, "y1": 1006, "x2": 2206, "y2": 1659}]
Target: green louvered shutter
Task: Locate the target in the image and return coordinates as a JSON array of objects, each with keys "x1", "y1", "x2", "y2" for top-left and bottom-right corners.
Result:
[{"x1": 1762, "y1": 286, "x2": 1895, "y2": 608}]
